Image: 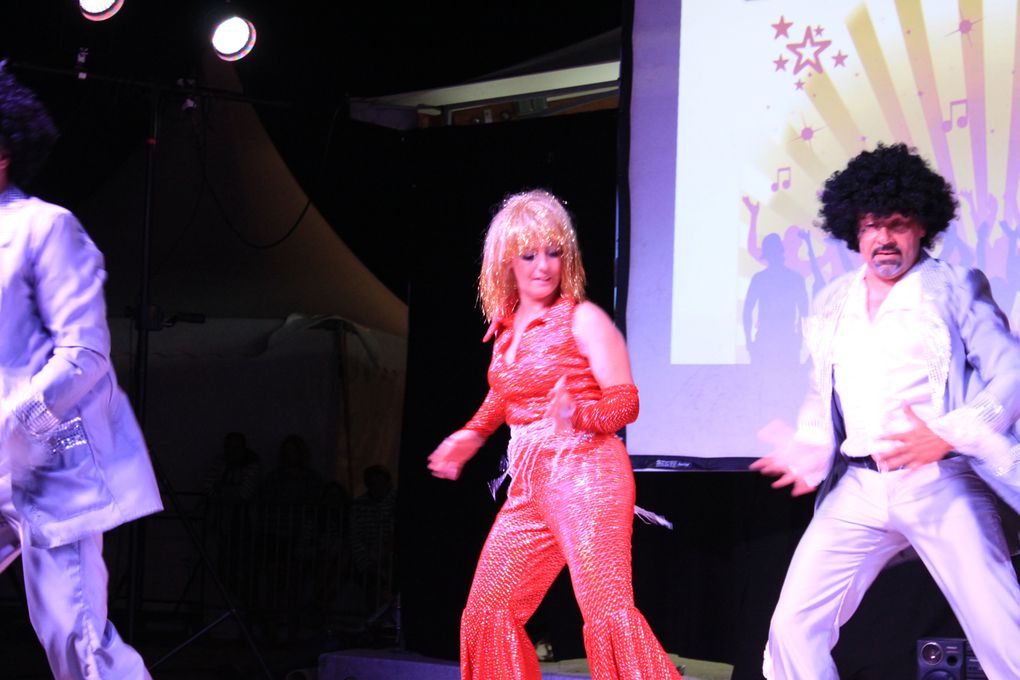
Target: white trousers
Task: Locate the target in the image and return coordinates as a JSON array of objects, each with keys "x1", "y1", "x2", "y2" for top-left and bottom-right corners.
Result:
[
  {"x1": 0, "y1": 472, "x2": 152, "y2": 680},
  {"x1": 763, "y1": 457, "x2": 1020, "y2": 680}
]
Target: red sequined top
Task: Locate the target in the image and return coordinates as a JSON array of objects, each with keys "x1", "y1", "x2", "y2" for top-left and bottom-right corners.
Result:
[{"x1": 465, "y1": 297, "x2": 604, "y2": 435}]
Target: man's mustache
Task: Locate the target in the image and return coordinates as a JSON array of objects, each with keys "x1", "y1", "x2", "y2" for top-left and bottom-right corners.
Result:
[{"x1": 872, "y1": 246, "x2": 901, "y2": 257}]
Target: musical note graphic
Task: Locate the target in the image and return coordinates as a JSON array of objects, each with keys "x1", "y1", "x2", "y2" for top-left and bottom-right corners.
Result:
[
  {"x1": 771, "y1": 167, "x2": 792, "y2": 192},
  {"x1": 941, "y1": 99, "x2": 968, "y2": 132}
]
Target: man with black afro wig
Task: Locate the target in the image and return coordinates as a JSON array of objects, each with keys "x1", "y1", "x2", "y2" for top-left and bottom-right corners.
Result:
[
  {"x1": 753, "y1": 143, "x2": 1020, "y2": 679},
  {"x1": 0, "y1": 65, "x2": 162, "y2": 678},
  {"x1": 818, "y1": 142, "x2": 957, "y2": 253}
]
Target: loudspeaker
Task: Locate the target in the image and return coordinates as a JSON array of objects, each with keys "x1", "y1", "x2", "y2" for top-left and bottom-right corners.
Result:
[{"x1": 916, "y1": 638, "x2": 987, "y2": 680}]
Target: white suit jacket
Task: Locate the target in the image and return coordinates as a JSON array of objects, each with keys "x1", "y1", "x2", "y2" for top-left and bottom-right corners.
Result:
[
  {"x1": 0, "y1": 187, "x2": 162, "y2": 553},
  {"x1": 790, "y1": 255, "x2": 1020, "y2": 519}
]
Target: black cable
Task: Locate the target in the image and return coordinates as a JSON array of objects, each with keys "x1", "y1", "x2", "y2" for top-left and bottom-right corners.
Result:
[{"x1": 203, "y1": 100, "x2": 344, "y2": 250}]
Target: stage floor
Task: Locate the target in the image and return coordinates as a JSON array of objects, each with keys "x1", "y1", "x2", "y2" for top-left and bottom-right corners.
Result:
[{"x1": 318, "y1": 648, "x2": 734, "y2": 680}]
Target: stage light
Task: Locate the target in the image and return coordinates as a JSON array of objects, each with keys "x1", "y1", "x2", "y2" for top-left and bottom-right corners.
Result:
[
  {"x1": 211, "y1": 16, "x2": 257, "y2": 62},
  {"x1": 79, "y1": 0, "x2": 124, "y2": 21}
]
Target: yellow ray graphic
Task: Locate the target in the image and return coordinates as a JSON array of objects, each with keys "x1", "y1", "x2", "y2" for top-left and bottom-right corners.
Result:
[
  {"x1": 896, "y1": 0, "x2": 957, "y2": 185},
  {"x1": 959, "y1": 0, "x2": 988, "y2": 203},
  {"x1": 847, "y1": 4, "x2": 915, "y2": 146},
  {"x1": 1004, "y1": 1, "x2": 1020, "y2": 223},
  {"x1": 766, "y1": 187, "x2": 818, "y2": 229},
  {"x1": 779, "y1": 123, "x2": 831, "y2": 190},
  {"x1": 804, "y1": 73, "x2": 865, "y2": 156}
]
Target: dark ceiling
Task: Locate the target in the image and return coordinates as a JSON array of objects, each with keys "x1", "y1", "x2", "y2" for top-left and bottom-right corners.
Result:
[
  {"x1": 1, "y1": 2, "x2": 623, "y2": 188},
  {"x1": 3, "y1": 2, "x2": 622, "y2": 102},
  {"x1": 1, "y1": 2, "x2": 623, "y2": 301}
]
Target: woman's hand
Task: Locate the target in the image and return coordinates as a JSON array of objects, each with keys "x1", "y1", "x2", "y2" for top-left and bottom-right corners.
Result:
[
  {"x1": 428, "y1": 429, "x2": 485, "y2": 480},
  {"x1": 544, "y1": 375, "x2": 575, "y2": 433}
]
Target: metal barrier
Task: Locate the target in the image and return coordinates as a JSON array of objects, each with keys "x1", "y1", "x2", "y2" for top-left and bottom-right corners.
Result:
[
  {"x1": 0, "y1": 495, "x2": 397, "y2": 643},
  {"x1": 200, "y1": 497, "x2": 395, "y2": 640}
]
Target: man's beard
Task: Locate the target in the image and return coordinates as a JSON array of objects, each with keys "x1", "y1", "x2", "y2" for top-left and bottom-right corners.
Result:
[{"x1": 871, "y1": 247, "x2": 905, "y2": 278}]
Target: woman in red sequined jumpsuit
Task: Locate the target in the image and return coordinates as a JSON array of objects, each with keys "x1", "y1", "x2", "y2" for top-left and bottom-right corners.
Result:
[{"x1": 428, "y1": 190, "x2": 682, "y2": 680}]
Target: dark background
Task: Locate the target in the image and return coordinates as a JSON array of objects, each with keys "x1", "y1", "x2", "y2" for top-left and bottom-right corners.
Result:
[
  {"x1": 1, "y1": 3, "x2": 981, "y2": 679},
  {"x1": 0, "y1": 1, "x2": 623, "y2": 300}
]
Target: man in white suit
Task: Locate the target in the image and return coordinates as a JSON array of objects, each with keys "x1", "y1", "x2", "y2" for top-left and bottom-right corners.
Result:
[
  {"x1": 0, "y1": 67, "x2": 162, "y2": 678},
  {"x1": 754, "y1": 143, "x2": 1020, "y2": 679}
]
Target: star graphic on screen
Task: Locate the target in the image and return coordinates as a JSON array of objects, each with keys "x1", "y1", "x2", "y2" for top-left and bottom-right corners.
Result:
[
  {"x1": 795, "y1": 79, "x2": 805, "y2": 90},
  {"x1": 774, "y1": 54, "x2": 790, "y2": 71},
  {"x1": 832, "y1": 50, "x2": 848, "y2": 67},
  {"x1": 814, "y1": 25, "x2": 825, "y2": 37},
  {"x1": 787, "y1": 26, "x2": 832, "y2": 75},
  {"x1": 772, "y1": 15, "x2": 793, "y2": 39}
]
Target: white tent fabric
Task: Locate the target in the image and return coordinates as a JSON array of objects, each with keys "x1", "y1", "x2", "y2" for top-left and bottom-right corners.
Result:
[
  {"x1": 78, "y1": 57, "x2": 407, "y2": 336},
  {"x1": 110, "y1": 316, "x2": 405, "y2": 497}
]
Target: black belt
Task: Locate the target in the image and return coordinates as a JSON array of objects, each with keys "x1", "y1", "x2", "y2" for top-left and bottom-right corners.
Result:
[
  {"x1": 842, "y1": 453, "x2": 881, "y2": 471},
  {"x1": 841, "y1": 452, "x2": 958, "y2": 472}
]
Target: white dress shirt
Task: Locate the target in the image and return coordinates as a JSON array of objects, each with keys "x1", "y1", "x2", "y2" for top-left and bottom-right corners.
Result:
[{"x1": 832, "y1": 267, "x2": 938, "y2": 458}]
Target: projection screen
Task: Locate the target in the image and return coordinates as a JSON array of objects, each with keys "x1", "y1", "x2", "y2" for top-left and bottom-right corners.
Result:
[{"x1": 626, "y1": 0, "x2": 1020, "y2": 469}]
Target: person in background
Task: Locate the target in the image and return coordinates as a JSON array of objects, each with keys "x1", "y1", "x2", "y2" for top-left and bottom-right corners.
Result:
[
  {"x1": 203, "y1": 431, "x2": 261, "y2": 597},
  {"x1": 350, "y1": 464, "x2": 395, "y2": 577},
  {"x1": 262, "y1": 433, "x2": 323, "y2": 505},
  {"x1": 203, "y1": 431, "x2": 261, "y2": 501},
  {"x1": 350, "y1": 464, "x2": 396, "y2": 614}
]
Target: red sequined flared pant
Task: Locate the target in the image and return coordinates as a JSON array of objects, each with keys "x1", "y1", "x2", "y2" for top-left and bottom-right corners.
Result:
[{"x1": 460, "y1": 427, "x2": 682, "y2": 680}]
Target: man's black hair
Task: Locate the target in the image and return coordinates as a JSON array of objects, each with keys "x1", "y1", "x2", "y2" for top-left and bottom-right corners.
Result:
[
  {"x1": 818, "y1": 142, "x2": 957, "y2": 252},
  {"x1": 0, "y1": 66, "x2": 59, "y2": 187}
]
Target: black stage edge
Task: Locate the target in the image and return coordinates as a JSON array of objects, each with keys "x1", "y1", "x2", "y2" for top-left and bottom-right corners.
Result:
[
  {"x1": 631, "y1": 457, "x2": 758, "y2": 472},
  {"x1": 318, "y1": 648, "x2": 730, "y2": 680}
]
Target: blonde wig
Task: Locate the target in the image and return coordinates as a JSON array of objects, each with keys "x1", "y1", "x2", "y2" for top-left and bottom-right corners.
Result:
[{"x1": 479, "y1": 189, "x2": 587, "y2": 322}]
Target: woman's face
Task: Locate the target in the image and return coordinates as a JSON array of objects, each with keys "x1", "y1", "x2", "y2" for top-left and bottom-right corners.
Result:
[{"x1": 511, "y1": 245, "x2": 562, "y2": 305}]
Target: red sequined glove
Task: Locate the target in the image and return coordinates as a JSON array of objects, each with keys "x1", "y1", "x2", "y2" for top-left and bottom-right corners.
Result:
[
  {"x1": 464, "y1": 389, "x2": 506, "y2": 438},
  {"x1": 571, "y1": 383, "x2": 639, "y2": 434}
]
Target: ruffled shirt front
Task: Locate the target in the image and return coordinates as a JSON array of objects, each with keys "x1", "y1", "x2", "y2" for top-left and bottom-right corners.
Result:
[{"x1": 487, "y1": 296, "x2": 602, "y2": 426}]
